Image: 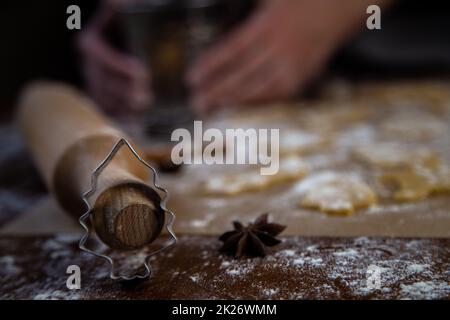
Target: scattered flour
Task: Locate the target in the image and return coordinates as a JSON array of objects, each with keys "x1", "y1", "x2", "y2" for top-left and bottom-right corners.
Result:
[
  {"x1": 33, "y1": 290, "x2": 81, "y2": 300},
  {"x1": 336, "y1": 125, "x2": 375, "y2": 151},
  {"x1": 223, "y1": 262, "x2": 255, "y2": 277},
  {"x1": 406, "y1": 264, "x2": 429, "y2": 274},
  {"x1": 291, "y1": 257, "x2": 323, "y2": 267},
  {"x1": 226, "y1": 269, "x2": 243, "y2": 276},
  {"x1": 333, "y1": 249, "x2": 359, "y2": 258},
  {"x1": 278, "y1": 249, "x2": 296, "y2": 257},
  {"x1": 293, "y1": 258, "x2": 305, "y2": 266},
  {"x1": 400, "y1": 281, "x2": 450, "y2": 300},
  {"x1": 0, "y1": 256, "x2": 22, "y2": 275},
  {"x1": 293, "y1": 172, "x2": 341, "y2": 195},
  {"x1": 262, "y1": 288, "x2": 279, "y2": 297},
  {"x1": 308, "y1": 258, "x2": 323, "y2": 266}
]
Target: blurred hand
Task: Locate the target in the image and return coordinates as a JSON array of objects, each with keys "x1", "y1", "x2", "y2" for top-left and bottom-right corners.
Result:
[
  {"x1": 187, "y1": 0, "x2": 381, "y2": 112},
  {"x1": 77, "y1": 2, "x2": 151, "y2": 115}
]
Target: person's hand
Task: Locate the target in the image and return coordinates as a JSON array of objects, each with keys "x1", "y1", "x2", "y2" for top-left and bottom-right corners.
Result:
[
  {"x1": 187, "y1": 0, "x2": 381, "y2": 113},
  {"x1": 77, "y1": 2, "x2": 151, "y2": 115}
]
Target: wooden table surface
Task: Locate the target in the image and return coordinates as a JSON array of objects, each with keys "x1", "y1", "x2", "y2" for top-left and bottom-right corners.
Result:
[{"x1": 1, "y1": 235, "x2": 449, "y2": 299}]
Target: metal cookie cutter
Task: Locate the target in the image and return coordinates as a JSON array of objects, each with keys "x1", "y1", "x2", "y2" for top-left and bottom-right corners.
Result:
[{"x1": 79, "y1": 138, "x2": 177, "y2": 280}]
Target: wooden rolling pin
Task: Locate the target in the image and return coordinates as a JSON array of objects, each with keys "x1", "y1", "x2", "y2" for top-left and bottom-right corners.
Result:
[{"x1": 17, "y1": 82, "x2": 165, "y2": 250}]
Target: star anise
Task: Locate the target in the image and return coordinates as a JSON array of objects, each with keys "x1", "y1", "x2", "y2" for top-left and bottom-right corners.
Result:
[{"x1": 219, "y1": 213, "x2": 286, "y2": 258}]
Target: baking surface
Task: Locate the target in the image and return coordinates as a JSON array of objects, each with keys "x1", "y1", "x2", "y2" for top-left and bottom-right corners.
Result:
[
  {"x1": 1, "y1": 235, "x2": 449, "y2": 299},
  {"x1": 159, "y1": 81, "x2": 450, "y2": 237},
  {"x1": 3, "y1": 81, "x2": 450, "y2": 237}
]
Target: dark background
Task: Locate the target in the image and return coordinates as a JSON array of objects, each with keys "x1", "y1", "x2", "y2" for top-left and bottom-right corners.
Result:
[
  {"x1": 0, "y1": 0, "x2": 97, "y2": 116},
  {"x1": 1, "y1": 0, "x2": 450, "y2": 118}
]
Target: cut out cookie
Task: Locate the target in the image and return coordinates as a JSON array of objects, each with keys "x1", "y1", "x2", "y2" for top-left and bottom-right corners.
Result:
[
  {"x1": 224, "y1": 129, "x2": 328, "y2": 161},
  {"x1": 297, "y1": 172, "x2": 377, "y2": 215},
  {"x1": 359, "y1": 82, "x2": 450, "y2": 107},
  {"x1": 381, "y1": 113, "x2": 448, "y2": 140},
  {"x1": 279, "y1": 129, "x2": 329, "y2": 155},
  {"x1": 353, "y1": 143, "x2": 438, "y2": 170},
  {"x1": 204, "y1": 156, "x2": 309, "y2": 196},
  {"x1": 378, "y1": 162, "x2": 450, "y2": 202},
  {"x1": 354, "y1": 142, "x2": 450, "y2": 202},
  {"x1": 300, "y1": 104, "x2": 373, "y2": 133},
  {"x1": 256, "y1": 129, "x2": 328, "y2": 156}
]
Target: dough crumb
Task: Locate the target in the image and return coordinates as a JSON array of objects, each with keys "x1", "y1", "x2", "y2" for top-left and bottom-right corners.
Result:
[
  {"x1": 204, "y1": 156, "x2": 309, "y2": 196},
  {"x1": 297, "y1": 172, "x2": 377, "y2": 215}
]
